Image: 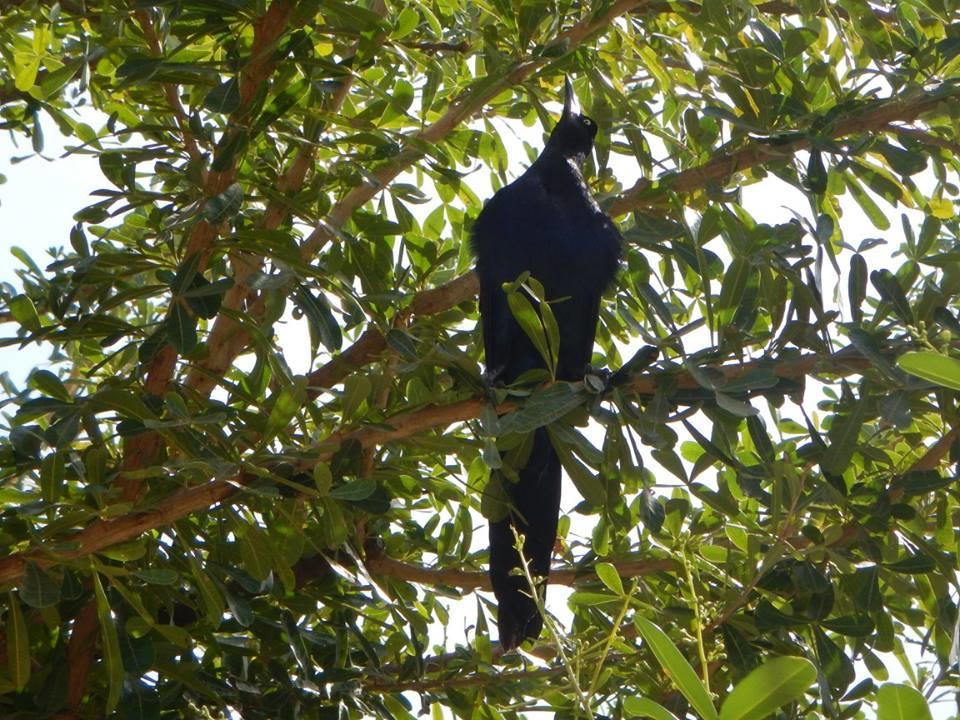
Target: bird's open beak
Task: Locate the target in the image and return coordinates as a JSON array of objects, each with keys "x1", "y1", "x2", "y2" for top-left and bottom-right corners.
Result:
[{"x1": 562, "y1": 76, "x2": 580, "y2": 118}]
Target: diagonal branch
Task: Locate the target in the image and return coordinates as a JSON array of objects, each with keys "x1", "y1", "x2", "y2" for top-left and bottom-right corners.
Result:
[
  {"x1": 299, "y1": 0, "x2": 650, "y2": 258},
  {"x1": 304, "y1": 83, "x2": 959, "y2": 394},
  {"x1": 183, "y1": 1, "x2": 388, "y2": 397},
  {"x1": 120, "y1": 0, "x2": 296, "y2": 500}
]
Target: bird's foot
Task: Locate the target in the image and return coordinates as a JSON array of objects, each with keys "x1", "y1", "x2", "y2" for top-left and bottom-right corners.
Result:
[{"x1": 583, "y1": 365, "x2": 612, "y2": 394}]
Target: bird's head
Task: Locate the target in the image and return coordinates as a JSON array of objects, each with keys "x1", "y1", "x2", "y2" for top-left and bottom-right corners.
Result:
[{"x1": 544, "y1": 77, "x2": 597, "y2": 162}]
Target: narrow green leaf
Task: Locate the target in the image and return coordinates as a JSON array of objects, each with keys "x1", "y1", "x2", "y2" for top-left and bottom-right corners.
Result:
[
  {"x1": 203, "y1": 183, "x2": 243, "y2": 223},
  {"x1": 883, "y1": 554, "x2": 935, "y2": 574},
  {"x1": 848, "y1": 253, "x2": 867, "y2": 324},
  {"x1": 7, "y1": 592, "x2": 30, "y2": 691},
  {"x1": 92, "y1": 572, "x2": 123, "y2": 714},
  {"x1": 876, "y1": 683, "x2": 933, "y2": 720},
  {"x1": 594, "y1": 562, "x2": 624, "y2": 595},
  {"x1": 846, "y1": 174, "x2": 891, "y2": 230},
  {"x1": 719, "y1": 656, "x2": 816, "y2": 720},
  {"x1": 821, "y1": 394, "x2": 868, "y2": 476},
  {"x1": 238, "y1": 527, "x2": 273, "y2": 582},
  {"x1": 90, "y1": 389, "x2": 156, "y2": 421},
  {"x1": 167, "y1": 302, "x2": 198, "y2": 354},
  {"x1": 313, "y1": 463, "x2": 332, "y2": 495},
  {"x1": 897, "y1": 351, "x2": 960, "y2": 391},
  {"x1": 717, "y1": 257, "x2": 754, "y2": 322},
  {"x1": 499, "y1": 384, "x2": 583, "y2": 436},
  {"x1": 870, "y1": 269, "x2": 913, "y2": 324},
  {"x1": 186, "y1": 554, "x2": 224, "y2": 626},
  {"x1": 342, "y1": 374, "x2": 371, "y2": 420},
  {"x1": 624, "y1": 696, "x2": 680, "y2": 719},
  {"x1": 40, "y1": 451, "x2": 65, "y2": 503},
  {"x1": 294, "y1": 286, "x2": 342, "y2": 354},
  {"x1": 506, "y1": 287, "x2": 555, "y2": 376},
  {"x1": 635, "y1": 616, "x2": 718, "y2": 720},
  {"x1": 133, "y1": 569, "x2": 179, "y2": 585},
  {"x1": 262, "y1": 375, "x2": 307, "y2": 443}
]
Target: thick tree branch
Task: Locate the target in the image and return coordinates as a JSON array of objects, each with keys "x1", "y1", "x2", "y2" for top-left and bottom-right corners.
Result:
[
  {"x1": 0, "y1": 349, "x2": 886, "y2": 586},
  {"x1": 609, "y1": 85, "x2": 960, "y2": 216}
]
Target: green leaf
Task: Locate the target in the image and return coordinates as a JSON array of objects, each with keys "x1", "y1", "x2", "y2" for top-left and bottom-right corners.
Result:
[
  {"x1": 624, "y1": 696, "x2": 680, "y2": 720},
  {"x1": 90, "y1": 389, "x2": 156, "y2": 421},
  {"x1": 262, "y1": 375, "x2": 307, "y2": 443},
  {"x1": 203, "y1": 183, "x2": 244, "y2": 223},
  {"x1": 9, "y1": 294, "x2": 42, "y2": 332},
  {"x1": 820, "y1": 615, "x2": 875, "y2": 637},
  {"x1": 342, "y1": 374, "x2": 371, "y2": 420},
  {"x1": 167, "y1": 302, "x2": 198, "y2": 354},
  {"x1": 499, "y1": 384, "x2": 583, "y2": 435},
  {"x1": 846, "y1": 174, "x2": 891, "y2": 230},
  {"x1": 634, "y1": 616, "x2": 718, "y2": 720},
  {"x1": 595, "y1": 562, "x2": 624, "y2": 595},
  {"x1": 718, "y1": 656, "x2": 816, "y2": 720},
  {"x1": 20, "y1": 562, "x2": 61, "y2": 608},
  {"x1": 821, "y1": 394, "x2": 868, "y2": 476},
  {"x1": 717, "y1": 257, "x2": 755, "y2": 325},
  {"x1": 294, "y1": 286, "x2": 342, "y2": 353},
  {"x1": 848, "y1": 253, "x2": 867, "y2": 324},
  {"x1": 505, "y1": 285, "x2": 555, "y2": 376},
  {"x1": 93, "y1": 572, "x2": 124, "y2": 714},
  {"x1": 876, "y1": 683, "x2": 933, "y2": 720},
  {"x1": 870, "y1": 269, "x2": 913, "y2": 324},
  {"x1": 40, "y1": 451, "x2": 65, "y2": 503},
  {"x1": 28, "y1": 370, "x2": 70, "y2": 402},
  {"x1": 238, "y1": 527, "x2": 273, "y2": 582},
  {"x1": 7, "y1": 592, "x2": 30, "y2": 691},
  {"x1": 329, "y1": 477, "x2": 377, "y2": 501},
  {"x1": 133, "y1": 569, "x2": 179, "y2": 585},
  {"x1": 203, "y1": 78, "x2": 241, "y2": 113},
  {"x1": 313, "y1": 463, "x2": 333, "y2": 495},
  {"x1": 883, "y1": 554, "x2": 935, "y2": 574},
  {"x1": 897, "y1": 351, "x2": 960, "y2": 391}
]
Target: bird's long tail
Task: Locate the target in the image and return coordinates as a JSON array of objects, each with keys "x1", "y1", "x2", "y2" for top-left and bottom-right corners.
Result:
[{"x1": 489, "y1": 427, "x2": 562, "y2": 650}]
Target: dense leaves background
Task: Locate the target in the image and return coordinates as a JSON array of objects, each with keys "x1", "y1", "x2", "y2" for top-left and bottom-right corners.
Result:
[{"x1": 1, "y1": 0, "x2": 960, "y2": 718}]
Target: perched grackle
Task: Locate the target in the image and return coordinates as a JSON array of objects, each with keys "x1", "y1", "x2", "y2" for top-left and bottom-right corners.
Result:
[{"x1": 472, "y1": 78, "x2": 621, "y2": 649}]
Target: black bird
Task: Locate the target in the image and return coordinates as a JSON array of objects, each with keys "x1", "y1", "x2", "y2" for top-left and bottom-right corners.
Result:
[{"x1": 472, "y1": 78, "x2": 621, "y2": 649}]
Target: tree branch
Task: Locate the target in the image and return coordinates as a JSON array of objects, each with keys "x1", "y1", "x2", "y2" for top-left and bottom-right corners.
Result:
[
  {"x1": 0, "y1": 349, "x2": 886, "y2": 586},
  {"x1": 119, "y1": 0, "x2": 296, "y2": 501},
  {"x1": 609, "y1": 84, "x2": 960, "y2": 216},
  {"x1": 300, "y1": 0, "x2": 650, "y2": 259},
  {"x1": 300, "y1": 84, "x2": 958, "y2": 397},
  {"x1": 367, "y1": 553, "x2": 676, "y2": 591},
  {"x1": 182, "y1": 1, "x2": 389, "y2": 398}
]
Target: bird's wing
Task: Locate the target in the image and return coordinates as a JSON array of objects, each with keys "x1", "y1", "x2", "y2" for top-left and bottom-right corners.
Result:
[{"x1": 472, "y1": 173, "x2": 553, "y2": 380}]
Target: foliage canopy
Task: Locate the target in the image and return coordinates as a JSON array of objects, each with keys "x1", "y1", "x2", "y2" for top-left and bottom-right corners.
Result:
[{"x1": 2, "y1": 0, "x2": 960, "y2": 718}]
